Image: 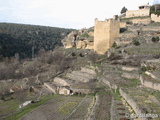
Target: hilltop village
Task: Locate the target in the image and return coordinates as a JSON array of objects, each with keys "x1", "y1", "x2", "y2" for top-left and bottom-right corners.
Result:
[{"x1": 2, "y1": 3, "x2": 160, "y2": 120}]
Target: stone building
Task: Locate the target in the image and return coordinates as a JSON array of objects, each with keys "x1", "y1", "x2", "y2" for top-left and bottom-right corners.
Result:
[
  {"x1": 94, "y1": 18, "x2": 120, "y2": 54},
  {"x1": 126, "y1": 4, "x2": 151, "y2": 18},
  {"x1": 58, "y1": 87, "x2": 71, "y2": 95}
]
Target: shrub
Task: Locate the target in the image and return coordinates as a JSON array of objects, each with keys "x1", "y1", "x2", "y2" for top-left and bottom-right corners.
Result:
[
  {"x1": 152, "y1": 37, "x2": 159, "y2": 43},
  {"x1": 126, "y1": 21, "x2": 133, "y2": 25},
  {"x1": 156, "y1": 36, "x2": 159, "y2": 42},
  {"x1": 120, "y1": 28, "x2": 127, "y2": 33},
  {"x1": 152, "y1": 37, "x2": 156, "y2": 42},
  {"x1": 108, "y1": 53, "x2": 123, "y2": 61},
  {"x1": 133, "y1": 41, "x2": 140, "y2": 46},
  {"x1": 71, "y1": 52, "x2": 76, "y2": 56},
  {"x1": 79, "y1": 53, "x2": 84, "y2": 57},
  {"x1": 112, "y1": 42, "x2": 117, "y2": 48},
  {"x1": 141, "y1": 66, "x2": 147, "y2": 72},
  {"x1": 0, "y1": 63, "x2": 19, "y2": 80},
  {"x1": 153, "y1": 53, "x2": 160, "y2": 59},
  {"x1": 121, "y1": 6, "x2": 128, "y2": 14},
  {"x1": 87, "y1": 51, "x2": 99, "y2": 65},
  {"x1": 81, "y1": 33, "x2": 89, "y2": 38}
]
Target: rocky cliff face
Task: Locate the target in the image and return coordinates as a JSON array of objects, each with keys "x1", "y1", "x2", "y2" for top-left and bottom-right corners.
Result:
[{"x1": 61, "y1": 27, "x2": 94, "y2": 49}]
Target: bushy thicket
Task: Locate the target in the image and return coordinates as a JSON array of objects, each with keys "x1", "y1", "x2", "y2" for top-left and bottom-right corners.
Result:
[{"x1": 0, "y1": 47, "x2": 100, "y2": 80}]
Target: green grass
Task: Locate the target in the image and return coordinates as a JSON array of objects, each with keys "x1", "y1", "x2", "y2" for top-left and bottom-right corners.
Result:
[
  {"x1": 95, "y1": 82, "x2": 106, "y2": 89},
  {"x1": 151, "y1": 91, "x2": 160, "y2": 102},
  {"x1": 81, "y1": 33, "x2": 89, "y2": 38},
  {"x1": 111, "y1": 89, "x2": 121, "y2": 101},
  {"x1": 4, "y1": 95, "x2": 56, "y2": 120},
  {"x1": 0, "y1": 99, "x2": 19, "y2": 118},
  {"x1": 121, "y1": 79, "x2": 140, "y2": 88},
  {"x1": 58, "y1": 101, "x2": 78, "y2": 115}
]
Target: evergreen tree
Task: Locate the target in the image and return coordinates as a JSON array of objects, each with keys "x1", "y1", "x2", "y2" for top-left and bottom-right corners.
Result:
[{"x1": 121, "y1": 7, "x2": 128, "y2": 14}]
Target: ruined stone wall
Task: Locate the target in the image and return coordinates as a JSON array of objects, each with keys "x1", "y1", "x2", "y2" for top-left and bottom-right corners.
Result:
[
  {"x1": 94, "y1": 18, "x2": 120, "y2": 54},
  {"x1": 139, "y1": 75, "x2": 160, "y2": 91},
  {"x1": 119, "y1": 88, "x2": 148, "y2": 120},
  {"x1": 151, "y1": 14, "x2": 160, "y2": 22},
  {"x1": 126, "y1": 9, "x2": 150, "y2": 18},
  {"x1": 127, "y1": 26, "x2": 160, "y2": 32},
  {"x1": 130, "y1": 18, "x2": 151, "y2": 24},
  {"x1": 120, "y1": 22, "x2": 126, "y2": 28}
]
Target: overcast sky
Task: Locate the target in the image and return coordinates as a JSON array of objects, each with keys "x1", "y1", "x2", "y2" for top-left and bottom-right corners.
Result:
[{"x1": 0, "y1": 0, "x2": 155, "y2": 29}]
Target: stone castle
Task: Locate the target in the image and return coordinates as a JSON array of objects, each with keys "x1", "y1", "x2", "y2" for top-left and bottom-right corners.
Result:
[
  {"x1": 61, "y1": 16, "x2": 120, "y2": 54},
  {"x1": 94, "y1": 17, "x2": 120, "y2": 54},
  {"x1": 61, "y1": 3, "x2": 160, "y2": 54}
]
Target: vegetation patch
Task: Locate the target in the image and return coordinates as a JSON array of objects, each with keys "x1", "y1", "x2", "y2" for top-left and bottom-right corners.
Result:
[
  {"x1": 68, "y1": 95, "x2": 93, "y2": 120},
  {"x1": 58, "y1": 101, "x2": 78, "y2": 115},
  {"x1": 94, "y1": 90, "x2": 112, "y2": 120},
  {"x1": 4, "y1": 95, "x2": 55, "y2": 120},
  {"x1": 81, "y1": 33, "x2": 89, "y2": 38}
]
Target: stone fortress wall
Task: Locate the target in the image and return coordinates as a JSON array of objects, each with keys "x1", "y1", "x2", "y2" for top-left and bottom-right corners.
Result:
[
  {"x1": 130, "y1": 17, "x2": 151, "y2": 24},
  {"x1": 151, "y1": 14, "x2": 160, "y2": 22},
  {"x1": 94, "y1": 18, "x2": 120, "y2": 54},
  {"x1": 126, "y1": 4, "x2": 150, "y2": 18},
  {"x1": 126, "y1": 9, "x2": 150, "y2": 18}
]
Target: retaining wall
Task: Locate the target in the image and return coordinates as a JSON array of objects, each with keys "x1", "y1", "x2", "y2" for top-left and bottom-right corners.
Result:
[{"x1": 119, "y1": 88, "x2": 148, "y2": 120}]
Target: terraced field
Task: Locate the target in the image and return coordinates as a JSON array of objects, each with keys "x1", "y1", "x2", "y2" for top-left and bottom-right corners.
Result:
[
  {"x1": 66, "y1": 95, "x2": 93, "y2": 120},
  {"x1": 20, "y1": 95, "x2": 85, "y2": 120},
  {"x1": 94, "y1": 90, "x2": 112, "y2": 120},
  {"x1": 120, "y1": 87, "x2": 160, "y2": 120}
]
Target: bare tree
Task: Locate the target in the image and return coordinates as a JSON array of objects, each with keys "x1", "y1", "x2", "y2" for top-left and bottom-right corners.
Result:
[
  {"x1": 0, "y1": 82, "x2": 13, "y2": 100},
  {"x1": 87, "y1": 51, "x2": 99, "y2": 65},
  {"x1": 14, "y1": 89, "x2": 27, "y2": 104}
]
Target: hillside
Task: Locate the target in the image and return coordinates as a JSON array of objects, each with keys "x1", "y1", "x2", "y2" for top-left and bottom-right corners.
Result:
[
  {"x1": 0, "y1": 23, "x2": 74, "y2": 59},
  {"x1": 1, "y1": 21, "x2": 160, "y2": 119},
  {"x1": 2, "y1": 7, "x2": 160, "y2": 119}
]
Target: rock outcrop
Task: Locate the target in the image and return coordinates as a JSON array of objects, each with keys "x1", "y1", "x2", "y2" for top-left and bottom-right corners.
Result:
[{"x1": 61, "y1": 27, "x2": 94, "y2": 49}]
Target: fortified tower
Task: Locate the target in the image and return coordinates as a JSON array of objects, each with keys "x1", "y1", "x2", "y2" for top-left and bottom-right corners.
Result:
[{"x1": 94, "y1": 17, "x2": 120, "y2": 54}]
